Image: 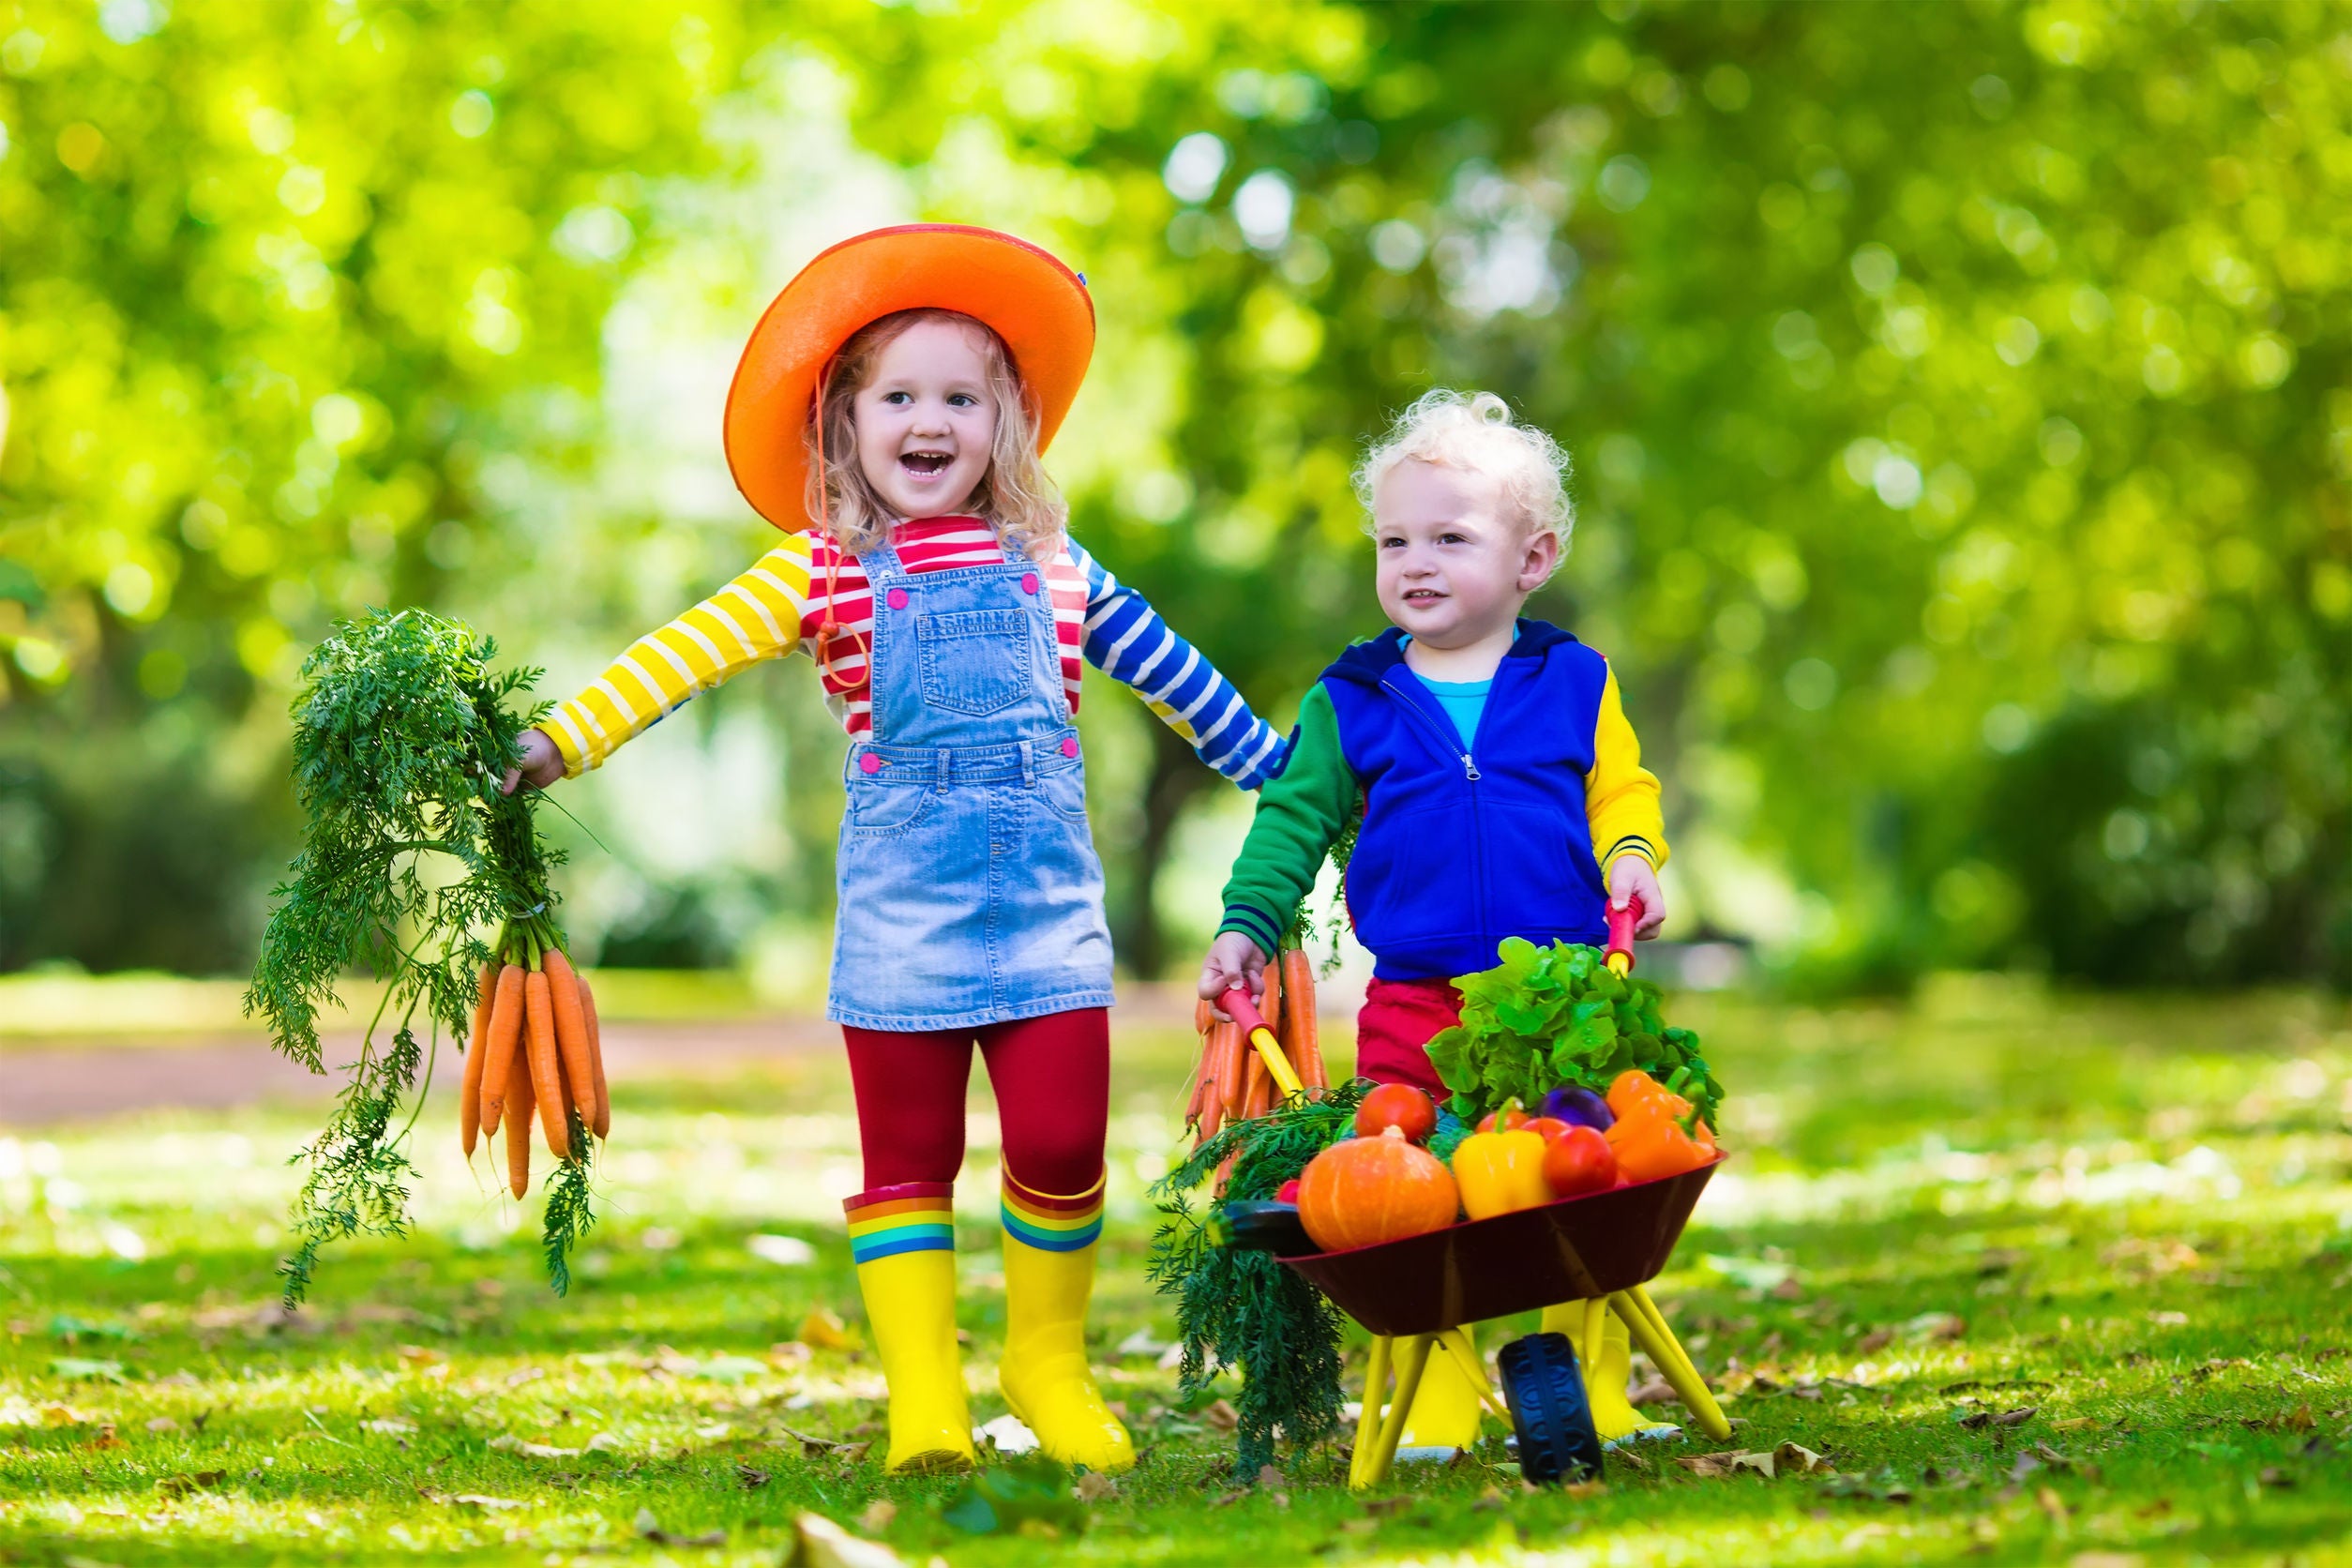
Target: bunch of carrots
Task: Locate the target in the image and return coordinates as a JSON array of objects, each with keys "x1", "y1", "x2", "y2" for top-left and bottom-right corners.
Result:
[
  {"x1": 460, "y1": 915, "x2": 610, "y2": 1198},
  {"x1": 1184, "y1": 944, "x2": 1327, "y2": 1147}
]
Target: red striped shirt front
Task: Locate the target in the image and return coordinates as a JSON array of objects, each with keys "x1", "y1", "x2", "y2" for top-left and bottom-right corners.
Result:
[{"x1": 803, "y1": 518, "x2": 1090, "y2": 737}]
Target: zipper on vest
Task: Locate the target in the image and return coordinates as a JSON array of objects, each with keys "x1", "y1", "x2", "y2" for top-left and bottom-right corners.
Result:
[{"x1": 1380, "y1": 675, "x2": 1481, "y2": 779}]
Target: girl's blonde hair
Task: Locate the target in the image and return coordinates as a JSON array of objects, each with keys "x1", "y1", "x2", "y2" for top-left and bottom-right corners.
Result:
[
  {"x1": 1353, "y1": 389, "x2": 1574, "y2": 564},
  {"x1": 802, "y1": 308, "x2": 1065, "y2": 561}
]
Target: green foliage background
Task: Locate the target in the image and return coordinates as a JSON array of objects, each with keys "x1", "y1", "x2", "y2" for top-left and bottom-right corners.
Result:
[{"x1": 4, "y1": 0, "x2": 2346, "y2": 988}]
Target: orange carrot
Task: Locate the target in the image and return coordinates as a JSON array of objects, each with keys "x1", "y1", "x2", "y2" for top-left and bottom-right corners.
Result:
[
  {"x1": 1195, "y1": 1090, "x2": 1224, "y2": 1143},
  {"x1": 578, "y1": 970, "x2": 610, "y2": 1140},
  {"x1": 1284, "y1": 948, "x2": 1325, "y2": 1090},
  {"x1": 1243, "y1": 1039, "x2": 1269, "y2": 1120},
  {"x1": 1194, "y1": 997, "x2": 1214, "y2": 1034},
  {"x1": 503, "y1": 1024, "x2": 534, "y2": 1199},
  {"x1": 1212, "y1": 1020, "x2": 1247, "y2": 1120},
  {"x1": 541, "y1": 948, "x2": 597, "y2": 1130},
  {"x1": 478, "y1": 963, "x2": 526, "y2": 1135},
  {"x1": 460, "y1": 960, "x2": 497, "y2": 1158},
  {"x1": 523, "y1": 969, "x2": 569, "y2": 1159}
]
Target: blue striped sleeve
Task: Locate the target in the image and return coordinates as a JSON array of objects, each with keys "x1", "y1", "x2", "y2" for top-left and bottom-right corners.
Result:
[{"x1": 1070, "y1": 541, "x2": 1289, "y2": 790}]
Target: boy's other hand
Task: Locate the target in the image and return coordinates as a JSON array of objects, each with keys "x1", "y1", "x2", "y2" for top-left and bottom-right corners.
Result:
[
  {"x1": 1198, "y1": 932, "x2": 1270, "y2": 1018},
  {"x1": 501, "y1": 728, "x2": 566, "y2": 795},
  {"x1": 1609, "y1": 855, "x2": 1666, "y2": 940}
]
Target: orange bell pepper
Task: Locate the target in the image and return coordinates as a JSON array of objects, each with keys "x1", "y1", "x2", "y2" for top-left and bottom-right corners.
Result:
[{"x1": 1604, "y1": 1092, "x2": 1714, "y2": 1184}]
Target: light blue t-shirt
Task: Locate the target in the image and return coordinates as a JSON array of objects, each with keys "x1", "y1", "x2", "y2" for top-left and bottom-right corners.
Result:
[
  {"x1": 1402, "y1": 626, "x2": 1516, "y2": 747},
  {"x1": 1421, "y1": 675, "x2": 1492, "y2": 748}
]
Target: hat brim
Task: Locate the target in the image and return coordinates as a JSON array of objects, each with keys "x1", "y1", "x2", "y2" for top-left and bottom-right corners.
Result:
[{"x1": 723, "y1": 224, "x2": 1094, "y2": 532}]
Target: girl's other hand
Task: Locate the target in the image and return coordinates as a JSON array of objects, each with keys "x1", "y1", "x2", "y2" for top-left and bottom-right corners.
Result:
[
  {"x1": 501, "y1": 728, "x2": 567, "y2": 795},
  {"x1": 1608, "y1": 855, "x2": 1666, "y2": 940},
  {"x1": 1198, "y1": 932, "x2": 1270, "y2": 1018}
]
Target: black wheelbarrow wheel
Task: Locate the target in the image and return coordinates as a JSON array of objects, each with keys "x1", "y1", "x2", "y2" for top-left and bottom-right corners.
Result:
[{"x1": 1497, "y1": 1332, "x2": 1604, "y2": 1485}]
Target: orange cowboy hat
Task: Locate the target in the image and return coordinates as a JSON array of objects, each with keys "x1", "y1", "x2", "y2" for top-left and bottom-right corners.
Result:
[{"x1": 723, "y1": 223, "x2": 1096, "y2": 532}]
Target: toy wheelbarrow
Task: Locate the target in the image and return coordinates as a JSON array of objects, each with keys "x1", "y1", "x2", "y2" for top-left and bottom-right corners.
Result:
[{"x1": 1217, "y1": 896, "x2": 1731, "y2": 1487}]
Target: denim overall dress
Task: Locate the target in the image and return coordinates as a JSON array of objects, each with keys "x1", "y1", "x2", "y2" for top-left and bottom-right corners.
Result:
[{"x1": 827, "y1": 539, "x2": 1117, "y2": 1031}]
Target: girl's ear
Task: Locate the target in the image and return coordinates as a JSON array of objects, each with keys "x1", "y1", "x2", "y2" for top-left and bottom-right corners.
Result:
[{"x1": 1517, "y1": 527, "x2": 1560, "y2": 591}]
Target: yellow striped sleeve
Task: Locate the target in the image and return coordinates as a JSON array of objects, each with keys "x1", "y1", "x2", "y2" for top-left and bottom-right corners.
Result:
[
  {"x1": 545, "y1": 534, "x2": 814, "y2": 776},
  {"x1": 1587, "y1": 663, "x2": 1669, "y2": 872}
]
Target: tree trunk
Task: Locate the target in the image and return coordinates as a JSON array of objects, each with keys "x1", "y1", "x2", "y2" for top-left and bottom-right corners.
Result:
[{"x1": 1113, "y1": 720, "x2": 1220, "y2": 981}]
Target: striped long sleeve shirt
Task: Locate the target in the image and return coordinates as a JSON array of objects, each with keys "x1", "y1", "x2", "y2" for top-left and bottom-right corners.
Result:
[{"x1": 543, "y1": 517, "x2": 1288, "y2": 788}]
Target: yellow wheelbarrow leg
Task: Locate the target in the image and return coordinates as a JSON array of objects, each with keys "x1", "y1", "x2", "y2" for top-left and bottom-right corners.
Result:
[
  {"x1": 1609, "y1": 1285, "x2": 1732, "y2": 1442},
  {"x1": 1353, "y1": 1333, "x2": 1434, "y2": 1489},
  {"x1": 1349, "y1": 1334, "x2": 1392, "y2": 1488},
  {"x1": 1438, "y1": 1328, "x2": 1512, "y2": 1424}
]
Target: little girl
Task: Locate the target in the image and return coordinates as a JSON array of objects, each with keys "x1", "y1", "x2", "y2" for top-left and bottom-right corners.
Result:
[{"x1": 505, "y1": 226, "x2": 1284, "y2": 1474}]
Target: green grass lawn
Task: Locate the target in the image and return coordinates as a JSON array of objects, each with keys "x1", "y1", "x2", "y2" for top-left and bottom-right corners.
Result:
[{"x1": 4, "y1": 981, "x2": 2350, "y2": 1566}]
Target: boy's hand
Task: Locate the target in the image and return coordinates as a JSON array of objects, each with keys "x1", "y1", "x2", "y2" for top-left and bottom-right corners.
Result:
[
  {"x1": 1199, "y1": 932, "x2": 1270, "y2": 1018},
  {"x1": 1609, "y1": 855, "x2": 1666, "y2": 940},
  {"x1": 501, "y1": 728, "x2": 567, "y2": 795}
]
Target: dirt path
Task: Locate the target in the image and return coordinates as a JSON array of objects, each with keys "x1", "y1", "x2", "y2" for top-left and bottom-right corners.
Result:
[{"x1": 0, "y1": 985, "x2": 1221, "y2": 1125}]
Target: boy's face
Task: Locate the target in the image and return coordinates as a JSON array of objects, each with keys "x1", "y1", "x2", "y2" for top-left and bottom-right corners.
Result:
[
  {"x1": 852, "y1": 318, "x2": 998, "y2": 520},
  {"x1": 1373, "y1": 459, "x2": 1558, "y2": 647}
]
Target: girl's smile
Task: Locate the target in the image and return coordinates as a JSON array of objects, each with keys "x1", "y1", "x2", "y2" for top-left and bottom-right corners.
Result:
[{"x1": 854, "y1": 318, "x2": 999, "y2": 520}]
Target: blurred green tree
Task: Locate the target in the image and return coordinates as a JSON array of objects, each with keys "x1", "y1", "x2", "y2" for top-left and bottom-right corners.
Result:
[{"x1": 6, "y1": 0, "x2": 2348, "y2": 989}]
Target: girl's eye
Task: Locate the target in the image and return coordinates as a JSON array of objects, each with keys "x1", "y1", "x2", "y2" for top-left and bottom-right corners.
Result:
[
  {"x1": 1439, "y1": 532, "x2": 1467, "y2": 545},
  {"x1": 948, "y1": 393, "x2": 978, "y2": 408},
  {"x1": 881, "y1": 390, "x2": 912, "y2": 405}
]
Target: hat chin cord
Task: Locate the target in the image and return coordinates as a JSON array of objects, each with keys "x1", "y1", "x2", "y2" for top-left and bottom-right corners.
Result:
[{"x1": 809, "y1": 358, "x2": 872, "y2": 692}]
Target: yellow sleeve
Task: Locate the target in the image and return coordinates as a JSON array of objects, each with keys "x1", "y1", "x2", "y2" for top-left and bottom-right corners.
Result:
[
  {"x1": 1588, "y1": 663, "x2": 1668, "y2": 872},
  {"x1": 542, "y1": 534, "x2": 814, "y2": 776}
]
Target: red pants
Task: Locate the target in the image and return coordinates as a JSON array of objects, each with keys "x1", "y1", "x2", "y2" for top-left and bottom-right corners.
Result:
[
  {"x1": 1353, "y1": 977, "x2": 1462, "y2": 1097},
  {"x1": 841, "y1": 1006, "x2": 1108, "y2": 1197}
]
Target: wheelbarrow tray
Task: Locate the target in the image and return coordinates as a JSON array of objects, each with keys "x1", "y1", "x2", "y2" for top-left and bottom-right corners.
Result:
[{"x1": 1280, "y1": 1156, "x2": 1721, "y2": 1337}]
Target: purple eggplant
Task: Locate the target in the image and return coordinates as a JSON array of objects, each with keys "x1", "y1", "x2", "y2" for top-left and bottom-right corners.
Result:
[{"x1": 1540, "y1": 1085, "x2": 1614, "y2": 1131}]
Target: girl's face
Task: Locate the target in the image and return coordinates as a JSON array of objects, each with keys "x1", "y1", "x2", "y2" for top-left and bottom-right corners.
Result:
[
  {"x1": 1373, "y1": 459, "x2": 1558, "y2": 648},
  {"x1": 851, "y1": 318, "x2": 998, "y2": 520}
]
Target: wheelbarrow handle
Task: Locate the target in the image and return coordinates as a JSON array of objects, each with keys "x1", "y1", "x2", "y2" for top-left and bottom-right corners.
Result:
[
  {"x1": 1217, "y1": 986, "x2": 1304, "y2": 1100},
  {"x1": 1606, "y1": 892, "x2": 1644, "y2": 976}
]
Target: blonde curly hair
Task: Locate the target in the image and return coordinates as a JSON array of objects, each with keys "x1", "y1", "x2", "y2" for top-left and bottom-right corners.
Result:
[
  {"x1": 802, "y1": 309, "x2": 1064, "y2": 561},
  {"x1": 1353, "y1": 389, "x2": 1574, "y2": 565}
]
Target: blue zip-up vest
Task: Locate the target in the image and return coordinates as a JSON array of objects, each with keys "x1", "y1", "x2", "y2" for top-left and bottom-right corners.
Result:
[{"x1": 1322, "y1": 619, "x2": 1611, "y2": 982}]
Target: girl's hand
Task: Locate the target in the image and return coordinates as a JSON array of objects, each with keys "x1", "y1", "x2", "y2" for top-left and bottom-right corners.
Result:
[
  {"x1": 1609, "y1": 855, "x2": 1666, "y2": 940},
  {"x1": 1199, "y1": 932, "x2": 1270, "y2": 1018},
  {"x1": 500, "y1": 728, "x2": 567, "y2": 795}
]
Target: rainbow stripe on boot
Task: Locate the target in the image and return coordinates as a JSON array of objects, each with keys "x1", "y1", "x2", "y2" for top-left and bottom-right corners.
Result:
[
  {"x1": 843, "y1": 1182, "x2": 972, "y2": 1473},
  {"x1": 997, "y1": 1169, "x2": 1132, "y2": 1471}
]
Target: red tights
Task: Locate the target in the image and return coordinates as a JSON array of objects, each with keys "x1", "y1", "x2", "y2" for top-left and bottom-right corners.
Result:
[{"x1": 841, "y1": 1006, "x2": 1108, "y2": 1197}]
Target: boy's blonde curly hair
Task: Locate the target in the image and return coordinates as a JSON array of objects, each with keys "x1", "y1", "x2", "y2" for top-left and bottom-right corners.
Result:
[{"x1": 1352, "y1": 389, "x2": 1574, "y2": 566}]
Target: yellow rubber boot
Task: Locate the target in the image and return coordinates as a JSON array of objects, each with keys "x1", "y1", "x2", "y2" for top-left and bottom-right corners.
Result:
[
  {"x1": 1396, "y1": 1326, "x2": 1485, "y2": 1456},
  {"x1": 846, "y1": 1184, "x2": 974, "y2": 1474},
  {"x1": 998, "y1": 1172, "x2": 1134, "y2": 1472},
  {"x1": 1538, "y1": 1299, "x2": 1675, "y2": 1444}
]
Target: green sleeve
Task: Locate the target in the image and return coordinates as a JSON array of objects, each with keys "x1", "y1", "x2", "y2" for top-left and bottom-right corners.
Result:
[{"x1": 1217, "y1": 682, "x2": 1359, "y2": 957}]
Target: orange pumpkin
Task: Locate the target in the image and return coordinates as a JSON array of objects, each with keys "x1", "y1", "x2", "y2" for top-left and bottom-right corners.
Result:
[{"x1": 1296, "y1": 1126, "x2": 1460, "y2": 1252}]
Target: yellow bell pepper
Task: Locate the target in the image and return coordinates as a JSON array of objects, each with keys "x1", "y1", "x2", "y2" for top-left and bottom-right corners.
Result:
[{"x1": 1451, "y1": 1127, "x2": 1552, "y2": 1220}]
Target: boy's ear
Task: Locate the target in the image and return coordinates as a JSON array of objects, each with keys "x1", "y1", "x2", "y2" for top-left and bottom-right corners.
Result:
[{"x1": 1517, "y1": 528, "x2": 1560, "y2": 591}]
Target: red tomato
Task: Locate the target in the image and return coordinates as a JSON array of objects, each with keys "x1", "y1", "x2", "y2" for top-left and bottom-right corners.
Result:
[
  {"x1": 1521, "y1": 1116, "x2": 1576, "y2": 1144},
  {"x1": 1353, "y1": 1082, "x2": 1439, "y2": 1143},
  {"x1": 1274, "y1": 1179, "x2": 1303, "y2": 1205},
  {"x1": 1542, "y1": 1124, "x2": 1618, "y2": 1198},
  {"x1": 1475, "y1": 1101, "x2": 1530, "y2": 1135}
]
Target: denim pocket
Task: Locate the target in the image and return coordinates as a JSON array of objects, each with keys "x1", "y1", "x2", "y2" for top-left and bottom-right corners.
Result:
[
  {"x1": 1036, "y1": 762, "x2": 1090, "y2": 823},
  {"x1": 915, "y1": 609, "x2": 1033, "y2": 716},
  {"x1": 844, "y1": 776, "x2": 936, "y2": 835}
]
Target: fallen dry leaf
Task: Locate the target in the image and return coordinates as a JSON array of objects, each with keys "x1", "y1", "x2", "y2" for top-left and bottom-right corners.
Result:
[
  {"x1": 395, "y1": 1345, "x2": 445, "y2": 1368},
  {"x1": 797, "y1": 1308, "x2": 857, "y2": 1351},
  {"x1": 788, "y1": 1511, "x2": 907, "y2": 1568},
  {"x1": 1077, "y1": 1470, "x2": 1118, "y2": 1502},
  {"x1": 2036, "y1": 1485, "x2": 2069, "y2": 1523},
  {"x1": 1856, "y1": 1327, "x2": 1894, "y2": 1354},
  {"x1": 143, "y1": 1416, "x2": 179, "y2": 1433},
  {"x1": 1201, "y1": 1398, "x2": 1239, "y2": 1433},
  {"x1": 154, "y1": 1470, "x2": 226, "y2": 1499},
  {"x1": 448, "y1": 1494, "x2": 526, "y2": 1511},
  {"x1": 2050, "y1": 1417, "x2": 2102, "y2": 1431},
  {"x1": 855, "y1": 1500, "x2": 898, "y2": 1533},
  {"x1": 1675, "y1": 1441, "x2": 1832, "y2": 1480}
]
